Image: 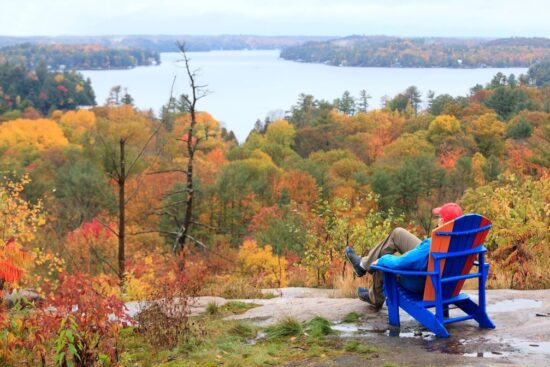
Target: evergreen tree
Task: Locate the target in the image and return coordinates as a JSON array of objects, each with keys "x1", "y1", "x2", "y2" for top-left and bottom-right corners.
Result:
[
  {"x1": 121, "y1": 89, "x2": 134, "y2": 106},
  {"x1": 334, "y1": 90, "x2": 356, "y2": 116},
  {"x1": 357, "y1": 89, "x2": 371, "y2": 113}
]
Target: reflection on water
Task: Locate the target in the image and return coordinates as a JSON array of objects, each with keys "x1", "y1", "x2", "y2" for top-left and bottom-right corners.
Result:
[{"x1": 331, "y1": 321, "x2": 550, "y2": 360}]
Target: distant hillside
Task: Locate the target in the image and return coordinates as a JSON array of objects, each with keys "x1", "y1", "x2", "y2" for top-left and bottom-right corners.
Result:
[
  {"x1": 0, "y1": 35, "x2": 334, "y2": 53},
  {"x1": 0, "y1": 43, "x2": 160, "y2": 70},
  {"x1": 280, "y1": 36, "x2": 550, "y2": 68}
]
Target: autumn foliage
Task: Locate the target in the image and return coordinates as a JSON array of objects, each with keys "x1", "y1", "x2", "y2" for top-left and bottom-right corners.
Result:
[
  {"x1": 24, "y1": 272, "x2": 129, "y2": 366},
  {"x1": 238, "y1": 239, "x2": 288, "y2": 288},
  {"x1": 0, "y1": 119, "x2": 69, "y2": 150},
  {"x1": 0, "y1": 176, "x2": 44, "y2": 288},
  {"x1": 0, "y1": 65, "x2": 548, "y2": 364}
]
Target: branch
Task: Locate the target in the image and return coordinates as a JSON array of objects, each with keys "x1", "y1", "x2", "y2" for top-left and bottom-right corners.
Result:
[
  {"x1": 172, "y1": 226, "x2": 185, "y2": 253},
  {"x1": 185, "y1": 234, "x2": 233, "y2": 263},
  {"x1": 162, "y1": 189, "x2": 192, "y2": 197},
  {"x1": 154, "y1": 199, "x2": 188, "y2": 211},
  {"x1": 148, "y1": 169, "x2": 187, "y2": 175},
  {"x1": 128, "y1": 229, "x2": 179, "y2": 236},
  {"x1": 125, "y1": 121, "x2": 162, "y2": 177},
  {"x1": 191, "y1": 221, "x2": 217, "y2": 231},
  {"x1": 94, "y1": 218, "x2": 119, "y2": 237},
  {"x1": 89, "y1": 247, "x2": 118, "y2": 275},
  {"x1": 185, "y1": 234, "x2": 207, "y2": 250}
]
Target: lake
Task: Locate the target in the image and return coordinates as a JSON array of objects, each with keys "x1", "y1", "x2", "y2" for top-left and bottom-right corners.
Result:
[{"x1": 80, "y1": 51, "x2": 527, "y2": 142}]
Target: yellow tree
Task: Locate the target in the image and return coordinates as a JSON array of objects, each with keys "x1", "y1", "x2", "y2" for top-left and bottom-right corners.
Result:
[
  {"x1": 238, "y1": 239, "x2": 287, "y2": 288},
  {"x1": 468, "y1": 113, "x2": 506, "y2": 157},
  {"x1": 427, "y1": 114, "x2": 461, "y2": 140},
  {"x1": 0, "y1": 176, "x2": 44, "y2": 288},
  {"x1": 0, "y1": 119, "x2": 68, "y2": 150},
  {"x1": 59, "y1": 109, "x2": 96, "y2": 143}
]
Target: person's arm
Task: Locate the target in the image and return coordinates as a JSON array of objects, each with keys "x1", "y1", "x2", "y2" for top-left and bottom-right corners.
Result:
[{"x1": 376, "y1": 239, "x2": 430, "y2": 270}]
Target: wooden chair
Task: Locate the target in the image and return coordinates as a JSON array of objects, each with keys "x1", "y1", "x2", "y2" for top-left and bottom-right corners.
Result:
[{"x1": 370, "y1": 214, "x2": 496, "y2": 337}]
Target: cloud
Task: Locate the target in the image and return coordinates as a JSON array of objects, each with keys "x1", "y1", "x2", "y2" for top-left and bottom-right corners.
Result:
[{"x1": 0, "y1": 0, "x2": 549, "y2": 37}]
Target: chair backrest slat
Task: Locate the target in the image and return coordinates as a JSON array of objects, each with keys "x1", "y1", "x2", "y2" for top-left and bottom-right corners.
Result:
[{"x1": 423, "y1": 214, "x2": 492, "y2": 301}]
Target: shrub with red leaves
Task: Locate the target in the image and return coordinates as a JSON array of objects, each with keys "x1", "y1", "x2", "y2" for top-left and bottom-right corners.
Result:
[{"x1": 25, "y1": 272, "x2": 130, "y2": 366}]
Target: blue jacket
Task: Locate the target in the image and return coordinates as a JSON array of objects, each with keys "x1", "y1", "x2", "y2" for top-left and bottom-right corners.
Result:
[{"x1": 377, "y1": 238, "x2": 431, "y2": 294}]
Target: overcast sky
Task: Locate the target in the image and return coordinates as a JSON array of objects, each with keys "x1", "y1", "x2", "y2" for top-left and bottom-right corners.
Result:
[{"x1": 1, "y1": 0, "x2": 549, "y2": 37}]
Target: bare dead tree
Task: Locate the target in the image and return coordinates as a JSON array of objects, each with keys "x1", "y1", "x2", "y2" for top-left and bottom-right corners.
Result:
[{"x1": 172, "y1": 42, "x2": 211, "y2": 257}]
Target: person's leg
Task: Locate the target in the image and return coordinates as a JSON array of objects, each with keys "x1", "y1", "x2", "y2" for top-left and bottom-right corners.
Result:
[
  {"x1": 360, "y1": 227, "x2": 421, "y2": 271},
  {"x1": 368, "y1": 270, "x2": 386, "y2": 308},
  {"x1": 360, "y1": 227, "x2": 422, "y2": 307}
]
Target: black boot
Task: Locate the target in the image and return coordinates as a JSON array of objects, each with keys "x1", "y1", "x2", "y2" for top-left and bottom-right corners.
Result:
[
  {"x1": 357, "y1": 287, "x2": 383, "y2": 310},
  {"x1": 345, "y1": 246, "x2": 366, "y2": 277}
]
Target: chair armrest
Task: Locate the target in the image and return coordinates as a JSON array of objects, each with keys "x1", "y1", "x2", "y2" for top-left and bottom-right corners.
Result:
[
  {"x1": 431, "y1": 245, "x2": 486, "y2": 260},
  {"x1": 369, "y1": 264, "x2": 438, "y2": 276}
]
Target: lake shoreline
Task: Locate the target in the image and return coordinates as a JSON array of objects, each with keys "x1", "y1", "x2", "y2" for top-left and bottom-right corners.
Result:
[{"x1": 81, "y1": 50, "x2": 527, "y2": 141}]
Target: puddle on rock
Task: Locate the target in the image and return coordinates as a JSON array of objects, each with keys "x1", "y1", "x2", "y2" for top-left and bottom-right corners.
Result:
[
  {"x1": 423, "y1": 335, "x2": 514, "y2": 359},
  {"x1": 332, "y1": 322, "x2": 435, "y2": 341},
  {"x1": 463, "y1": 351, "x2": 511, "y2": 358},
  {"x1": 331, "y1": 323, "x2": 381, "y2": 336},
  {"x1": 487, "y1": 299, "x2": 543, "y2": 313},
  {"x1": 247, "y1": 331, "x2": 267, "y2": 344},
  {"x1": 331, "y1": 323, "x2": 360, "y2": 336},
  {"x1": 384, "y1": 329, "x2": 436, "y2": 341},
  {"x1": 506, "y1": 339, "x2": 550, "y2": 355},
  {"x1": 332, "y1": 322, "x2": 518, "y2": 360}
]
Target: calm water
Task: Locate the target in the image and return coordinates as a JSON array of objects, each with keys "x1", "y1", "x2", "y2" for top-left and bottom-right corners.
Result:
[{"x1": 81, "y1": 51, "x2": 526, "y2": 142}]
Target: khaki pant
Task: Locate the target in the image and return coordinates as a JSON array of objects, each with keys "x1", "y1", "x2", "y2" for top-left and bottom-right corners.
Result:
[{"x1": 360, "y1": 227, "x2": 421, "y2": 307}]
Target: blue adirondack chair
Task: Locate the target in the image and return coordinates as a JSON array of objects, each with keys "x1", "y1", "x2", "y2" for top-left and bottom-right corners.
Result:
[{"x1": 370, "y1": 214, "x2": 495, "y2": 337}]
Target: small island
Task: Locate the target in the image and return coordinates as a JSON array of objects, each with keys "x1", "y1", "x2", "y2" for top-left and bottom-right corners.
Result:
[{"x1": 280, "y1": 36, "x2": 550, "y2": 68}]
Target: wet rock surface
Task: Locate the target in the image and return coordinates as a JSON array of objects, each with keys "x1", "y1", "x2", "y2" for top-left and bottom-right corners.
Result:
[
  {"x1": 124, "y1": 288, "x2": 550, "y2": 366},
  {"x1": 225, "y1": 288, "x2": 550, "y2": 367}
]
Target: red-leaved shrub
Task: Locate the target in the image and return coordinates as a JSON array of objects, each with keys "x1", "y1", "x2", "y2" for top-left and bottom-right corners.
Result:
[{"x1": 25, "y1": 272, "x2": 130, "y2": 366}]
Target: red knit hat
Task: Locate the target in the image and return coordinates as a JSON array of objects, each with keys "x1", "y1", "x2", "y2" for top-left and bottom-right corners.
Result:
[{"x1": 433, "y1": 203, "x2": 463, "y2": 223}]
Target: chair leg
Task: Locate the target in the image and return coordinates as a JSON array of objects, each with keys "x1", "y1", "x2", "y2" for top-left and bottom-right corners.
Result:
[
  {"x1": 398, "y1": 300, "x2": 449, "y2": 337},
  {"x1": 383, "y1": 273, "x2": 400, "y2": 326},
  {"x1": 455, "y1": 298, "x2": 495, "y2": 329},
  {"x1": 443, "y1": 305, "x2": 450, "y2": 319}
]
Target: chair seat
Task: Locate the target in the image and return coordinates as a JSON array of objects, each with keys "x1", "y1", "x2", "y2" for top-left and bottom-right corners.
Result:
[{"x1": 397, "y1": 286, "x2": 471, "y2": 308}]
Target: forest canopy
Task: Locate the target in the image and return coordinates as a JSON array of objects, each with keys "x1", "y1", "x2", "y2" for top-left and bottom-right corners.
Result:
[
  {"x1": 0, "y1": 43, "x2": 160, "y2": 70},
  {"x1": 0, "y1": 62, "x2": 95, "y2": 116},
  {"x1": 280, "y1": 36, "x2": 550, "y2": 68}
]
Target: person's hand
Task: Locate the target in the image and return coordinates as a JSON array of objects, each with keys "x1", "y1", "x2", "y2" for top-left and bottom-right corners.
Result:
[{"x1": 371, "y1": 259, "x2": 379, "y2": 265}]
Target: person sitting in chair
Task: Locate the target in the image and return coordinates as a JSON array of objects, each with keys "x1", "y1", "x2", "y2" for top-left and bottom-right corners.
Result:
[{"x1": 345, "y1": 203, "x2": 463, "y2": 310}]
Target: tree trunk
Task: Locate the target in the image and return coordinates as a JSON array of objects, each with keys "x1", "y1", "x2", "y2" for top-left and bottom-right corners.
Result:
[
  {"x1": 118, "y1": 139, "x2": 126, "y2": 284},
  {"x1": 180, "y1": 138, "x2": 194, "y2": 246},
  {"x1": 172, "y1": 43, "x2": 210, "y2": 263}
]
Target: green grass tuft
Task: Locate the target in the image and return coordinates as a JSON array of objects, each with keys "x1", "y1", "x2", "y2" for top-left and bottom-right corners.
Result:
[
  {"x1": 205, "y1": 301, "x2": 220, "y2": 315},
  {"x1": 343, "y1": 339, "x2": 378, "y2": 354},
  {"x1": 342, "y1": 311, "x2": 361, "y2": 323},
  {"x1": 228, "y1": 321, "x2": 257, "y2": 339},
  {"x1": 222, "y1": 301, "x2": 256, "y2": 314},
  {"x1": 305, "y1": 316, "x2": 334, "y2": 338},
  {"x1": 265, "y1": 316, "x2": 303, "y2": 340}
]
